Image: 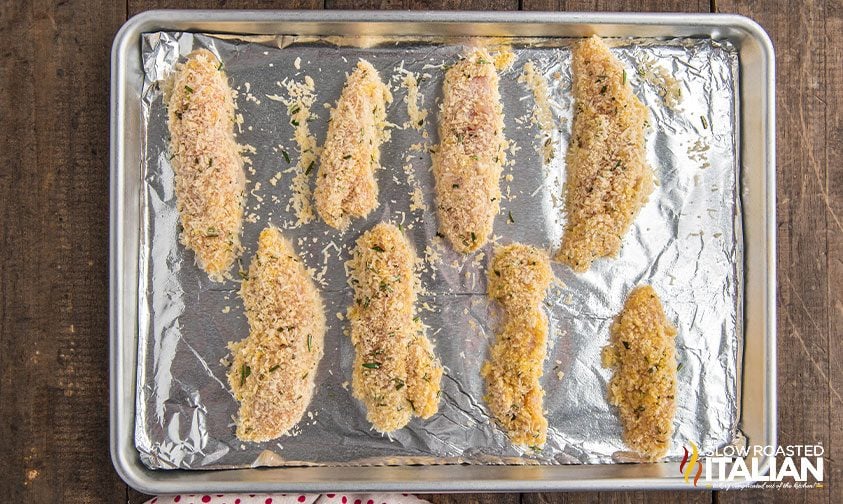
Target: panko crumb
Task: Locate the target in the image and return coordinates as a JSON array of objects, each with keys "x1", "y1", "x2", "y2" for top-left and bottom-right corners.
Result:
[
  {"x1": 227, "y1": 227, "x2": 326, "y2": 442},
  {"x1": 346, "y1": 223, "x2": 443, "y2": 432},
  {"x1": 602, "y1": 285, "x2": 677, "y2": 460},
  {"x1": 558, "y1": 36, "x2": 654, "y2": 272},
  {"x1": 493, "y1": 49, "x2": 517, "y2": 71},
  {"x1": 482, "y1": 243, "x2": 554, "y2": 448}
]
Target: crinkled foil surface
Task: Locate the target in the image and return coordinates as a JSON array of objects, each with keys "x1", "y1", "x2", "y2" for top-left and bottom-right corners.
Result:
[{"x1": 136, "y1": 31, "x2": 742, "y2": 470}]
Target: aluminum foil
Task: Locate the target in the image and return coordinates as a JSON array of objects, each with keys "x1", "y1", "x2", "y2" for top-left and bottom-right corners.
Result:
[{"x1": 136, "y1": 31, "x2": 742, "y2": 470}]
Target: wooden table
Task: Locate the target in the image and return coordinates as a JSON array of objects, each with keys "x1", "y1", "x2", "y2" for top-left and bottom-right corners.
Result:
[{"x1": 0, "y1": 0, "x2": 837, "y2": 502}]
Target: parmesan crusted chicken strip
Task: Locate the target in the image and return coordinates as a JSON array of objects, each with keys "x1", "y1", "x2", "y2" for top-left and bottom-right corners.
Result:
[
  {"x1": 602, "y1": 285, "x2": 677, "y2": 460},
  {"x1": 482, "y1": 244, "x2": 553, "y2": 448},
  {"x1": 434, "y1": 48, "x2": 506, "y2": 253},
  {"x1": 314, "y1": 60, "x2": 392, "y2": 230},
  {"x1": 166, "y1": 49, "x2": 245, "y2": 281},
  {"x1": 227, "y1": 227, "x2": 326, "y2": 442},
  {"x1": 559, "y1": 36, "x2": 653, "y2": 272},
  {"x1": 347, "y1": 223, "x2": 443, "y2": 433}
]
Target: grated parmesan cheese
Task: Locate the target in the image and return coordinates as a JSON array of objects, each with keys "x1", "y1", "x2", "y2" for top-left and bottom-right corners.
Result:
[{"x1": 518, "y1": 61, "x2": 557, "y2": 164}]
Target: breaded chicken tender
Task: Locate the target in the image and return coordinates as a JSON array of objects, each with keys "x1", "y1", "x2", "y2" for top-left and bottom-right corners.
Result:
[
  {"x1": 227, "y1": 227, "x2": 326, "y2": 442},
  {"x1": 314, "y1": 60, "x2": 392, "y2": 230},
  {"x1": 166, "y1": 49, "x2": 245, "y2": 281},
  {"x1": 434, "y1": 48, "x2": 507, "y2": 253},
  {"x1": 482, "y1": 243, "x2": 554, "y2": 448},
  {"x1": 559, "y1": 36, "x2": 653, "y2": 272},
  {"x1": 602, "y1": 285, "x2": 677, "y2": 460},
  {"x1": 347, "y1": 223, "x2": 443, "y2": 432}
]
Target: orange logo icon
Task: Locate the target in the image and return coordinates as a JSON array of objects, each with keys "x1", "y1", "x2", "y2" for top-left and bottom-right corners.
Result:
[{"x1": 680, "y1": 441, "x2": 703, "y2": 486}]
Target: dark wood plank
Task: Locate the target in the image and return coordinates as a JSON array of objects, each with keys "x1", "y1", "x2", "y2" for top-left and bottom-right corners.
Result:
[
  {"x1": 826, "y1": 2, "x2": 843, "y2": 503},
  {"x1": 521, "y1": 0, "x2": 709, "y2": 12},
  {"x1": 523, "y1": 492, "x2": 710, "y2": 504},
  {"x1": 0, "y1": 0, "x2": 128, "y2": 502},
  {"x1": 325, "y1": 0, "x2": 518, "y2": 10},
  {"x1": 427, "y1": 494, "x2": 520, "y2": 504},
  {"x1": 522, "y1": 492, "x2": 597, "y2": 504},
  {"x1": 713, "y1": 0, "x2": 833, "y2": 503},
  {"x1": 128, "y1": 0, "x2": 322, "y2": 13}
]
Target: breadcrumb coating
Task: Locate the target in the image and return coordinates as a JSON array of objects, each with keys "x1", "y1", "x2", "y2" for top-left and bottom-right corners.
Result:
[
  {"x1": 347, "y1": 223, "x2": 443, "y2": 432},
  {"x1": 482, "y1": 243, "x2": 554, "y2": 447},
  {"x1": 166, "y1": 49, "x2": 245, "y2": 281},
  {"x1": 434, "y1": 48, "x2": 507, "y2": 253},
  {"x1": 315, "y1": 60, "x2": 392, "y2": 230},
  {"x1": 602, "y1": 285, "x2": 677, "y2": 460},
  {"x1": 227, "y1": 227, "x2": 326, "y2": 442},
  {"x1": 558, "y1": 36, "x2": 653, "y2": 272}
]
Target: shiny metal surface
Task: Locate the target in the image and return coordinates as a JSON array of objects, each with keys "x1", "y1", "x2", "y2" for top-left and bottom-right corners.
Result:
[{"x1": 110, "y1": 10, "x2": 775, "y2": 493}]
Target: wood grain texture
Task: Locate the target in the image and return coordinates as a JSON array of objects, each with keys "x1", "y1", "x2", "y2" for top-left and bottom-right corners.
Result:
[
  {"x1": 523, "y1": 492, "x2": 711, "y2": 504},
  {"x1": 713, "y1": 0, "x2": 834, "y2": 504},
  {"x1": 0, "y1": 0, "x2": 127, "y2": 503},
  {"x1": 427, "y1": 494, "x2": 520, "y2": 504},
  {"x1": 325, "y1": 0, "x2": 518, "y2": 9},
  {"x1": 128, "y1": 0, "x2": 323, "y2": 13},
  {"x1": 520, "y1": 0, "x2": 710, "y2": 12},
  {"x1": 826, "y1": 1, "x2": 843, "y2": 502}
]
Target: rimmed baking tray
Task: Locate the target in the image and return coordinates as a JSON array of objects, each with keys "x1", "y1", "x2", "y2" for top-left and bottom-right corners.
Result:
[{"x1": 110, "y1": 10, "x2": 775, "y2": 494}]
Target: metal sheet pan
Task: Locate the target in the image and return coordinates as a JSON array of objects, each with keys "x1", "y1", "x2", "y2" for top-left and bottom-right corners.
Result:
[{"x1": 110, "y1": 10, "x2": 776, "y2": 494}]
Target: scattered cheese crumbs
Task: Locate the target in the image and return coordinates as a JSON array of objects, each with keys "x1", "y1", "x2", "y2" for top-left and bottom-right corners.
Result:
[
  {"x1": 221, "y1": 306, "x2": 231, "y2": 314},
  {"x1": 273, "y1": 75, "x2": 320, "y2": 225},
  {"x1": 493, "y1": 49, "x2": 517, "y2": 71},
  {"x1": 518, "y1": 61, "x2": 557, "y2": 163},
  {"x1": 294, "y1": 57, "x2": 301, "y2": 70},
  {"x1": 636, "y1": 54, "x2": 683, "y2": 110},
  {"x1": 399, "y1": 68, "x2": 428, "y2": 131},
  {"x1": 687, "y1": 138, "x2": 711, "y2": 169},
  {"x1": 410, "y1": 186, "x2": 427, "y2": 212}
]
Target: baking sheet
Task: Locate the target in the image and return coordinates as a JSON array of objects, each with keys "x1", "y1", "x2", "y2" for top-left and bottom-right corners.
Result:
[{"x1": 135, "y1": 31, "x2": 742, "y2": 470}]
